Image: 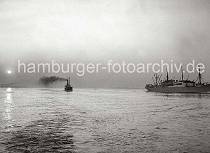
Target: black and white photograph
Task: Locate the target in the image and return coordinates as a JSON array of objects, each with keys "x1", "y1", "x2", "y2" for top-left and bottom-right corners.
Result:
[{"x1": 0, "y1": 0, "x2": 210, "y2": 152}]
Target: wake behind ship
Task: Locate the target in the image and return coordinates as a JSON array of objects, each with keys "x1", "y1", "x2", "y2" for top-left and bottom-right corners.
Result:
[{"x1": 145, "y1": 67, "x2": 210, "y2": 93}]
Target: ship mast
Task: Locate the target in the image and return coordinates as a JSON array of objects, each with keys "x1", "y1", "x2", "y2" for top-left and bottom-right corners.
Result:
[
  {"x1": 181, "y1": 66, "x2": 184, "y2": 81},
  {"x1": 166, "y1": 68, "x2": 169, "y2": 81},
  {"x1": 154, "y1": 73, "x2": 158, "y2": 86},
  {"x1": 198, "y1": 67, "x2": 202, "y2": 85}
]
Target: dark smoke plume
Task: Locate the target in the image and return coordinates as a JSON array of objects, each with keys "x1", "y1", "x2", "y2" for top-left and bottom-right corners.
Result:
[{"x1": 39, "y1": 76, "x2": 67, "y2": 86}]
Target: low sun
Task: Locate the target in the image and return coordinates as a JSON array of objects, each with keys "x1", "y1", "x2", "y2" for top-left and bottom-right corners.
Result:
[{"x1": 7, "y1": 70, "x2": 12, "y2": 74}]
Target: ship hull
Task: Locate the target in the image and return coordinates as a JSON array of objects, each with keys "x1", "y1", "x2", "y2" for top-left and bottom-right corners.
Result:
[
  {"x1": 146, "y1": 85, "x2": 210, "y2": 93},
  {"x1": 65, "y1": 86, "x2": 73, "y2": 92}
]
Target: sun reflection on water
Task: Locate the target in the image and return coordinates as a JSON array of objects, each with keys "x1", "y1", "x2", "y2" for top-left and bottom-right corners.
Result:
[
  {"x1": 3, "y1": 88, "x2": 14, "y2": 129},
  {"x1": 6, "y1": 88, "x2": 12, "y2": 93}
]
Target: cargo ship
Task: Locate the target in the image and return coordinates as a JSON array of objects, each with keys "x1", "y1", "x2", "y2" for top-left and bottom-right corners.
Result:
[
  {"x1": 145, "y1": 67, "x2": 210, "y2": 93},
  {"x1": 65, "y1": 77, "x2": 73, "y2": 92}
]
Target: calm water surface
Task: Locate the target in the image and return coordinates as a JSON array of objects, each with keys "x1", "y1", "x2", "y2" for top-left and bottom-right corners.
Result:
[{"x1": 0, "y1": 88, "x2": 209, "y2": 153}]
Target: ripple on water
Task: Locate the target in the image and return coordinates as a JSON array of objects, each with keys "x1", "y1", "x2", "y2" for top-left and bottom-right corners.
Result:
[{"x1": 1, "y1": 116, "x2": 75, "y2": 153}]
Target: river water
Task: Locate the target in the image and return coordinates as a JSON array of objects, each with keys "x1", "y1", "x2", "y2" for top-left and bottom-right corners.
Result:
[{"x1": 0, "y1": 88, "x2": 209, "y2": 153}]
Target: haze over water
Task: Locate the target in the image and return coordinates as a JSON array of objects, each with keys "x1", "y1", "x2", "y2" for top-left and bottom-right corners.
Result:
[{"x1": 0, "y1": 88, "x2": 209, "y2": 153}]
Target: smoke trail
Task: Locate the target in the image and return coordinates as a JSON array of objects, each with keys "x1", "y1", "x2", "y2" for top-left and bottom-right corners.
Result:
[{"x1": 39, "y1": 76, "x2": 67, "y2": 86}]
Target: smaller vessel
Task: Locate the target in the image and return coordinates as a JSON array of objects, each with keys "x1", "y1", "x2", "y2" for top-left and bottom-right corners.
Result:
[{"x1": 65, "y1": 77, "x2": 73, "y2": 92}]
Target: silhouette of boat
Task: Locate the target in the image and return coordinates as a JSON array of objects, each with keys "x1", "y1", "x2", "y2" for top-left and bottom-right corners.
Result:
[
  {"x1": 145, "y1": 66, "x2": 210, "y2": 93},
  {"x1": 65, "y1": 77, "x2": 73, "y2": 92}
]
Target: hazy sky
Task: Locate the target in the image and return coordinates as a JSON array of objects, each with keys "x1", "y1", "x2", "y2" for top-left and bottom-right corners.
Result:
[{"x1": 0, "y1": 0, "x2": 210, "y2": 87}]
